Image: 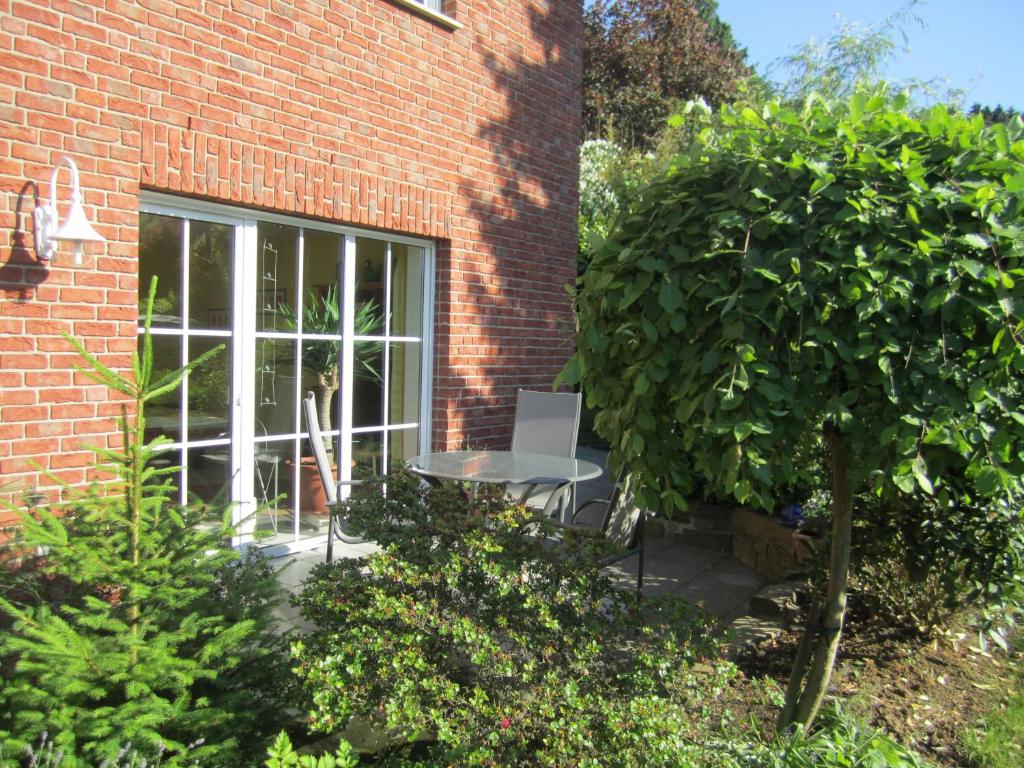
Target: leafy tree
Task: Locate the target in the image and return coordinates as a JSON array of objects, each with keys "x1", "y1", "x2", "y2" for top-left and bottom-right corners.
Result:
[
  {"x1": 563, "y1": 88, "x2": 1024, "y2": 729},
  {"x1": 768, "y1": 1, "x2": 961, "y2": 108},
  {"x1": 971, "y1": 103, "x2": 1023, "y2": 125},
  {"x1": 0, "y1": 280, "x2": 289, "y2": 766},
  {"x1": 584, "y1": 0, "x2": 749, "y2": 150}
]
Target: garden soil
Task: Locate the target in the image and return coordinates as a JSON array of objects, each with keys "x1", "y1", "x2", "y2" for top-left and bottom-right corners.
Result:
[{"x1": 734, "y1": 600, "x2": 1022, "y2": 767}]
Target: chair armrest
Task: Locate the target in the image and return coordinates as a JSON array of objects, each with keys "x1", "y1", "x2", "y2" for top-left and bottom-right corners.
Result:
[
  {"x1": 517, "y1": 517, "x2": 604, "y2": 544},
  {"x1": 334, "y1": 478, "x2": 366, "y2": 493},
  {"x1": 328, "y1": 478, "x2": 385, "y2": 508}
]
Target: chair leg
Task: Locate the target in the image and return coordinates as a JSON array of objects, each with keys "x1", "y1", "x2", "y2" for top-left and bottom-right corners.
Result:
[
  {"x1": 326, "y1": 508, "x2": 335, "y2": 564},
  {"x1": 635, "y1": 513, "x2": 647, "y2": 596},
  {"x1": 636, "y1": 541, "x2": 645, "y2": 596}
]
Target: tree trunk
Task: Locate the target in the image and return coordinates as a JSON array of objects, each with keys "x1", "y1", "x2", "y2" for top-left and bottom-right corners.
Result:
[
  {"x1": 313, "y1": 375, "x2": 338, "y2": 463},
  {"x1": 126, "y1": 403, "x2": 142, "y2": 669},
  {"x1": 778, "y1": 426, "x2": 854, "y2": 731},
  {"x1": 777, "y1": 597, "x2": 822, "y2": 729}
]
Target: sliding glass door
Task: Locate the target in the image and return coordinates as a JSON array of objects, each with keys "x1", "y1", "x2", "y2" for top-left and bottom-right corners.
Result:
[{"x1": 139, "y1": 196, "x2": 433, "y2": 553}]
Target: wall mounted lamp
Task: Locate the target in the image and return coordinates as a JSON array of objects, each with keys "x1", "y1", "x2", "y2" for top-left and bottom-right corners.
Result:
[{"x1": 34, "y1": 156, "x2": 104, "y2": 265}]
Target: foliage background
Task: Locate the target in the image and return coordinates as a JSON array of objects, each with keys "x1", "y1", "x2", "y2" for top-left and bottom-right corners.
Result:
[{"x1": 583, "y1": 0, "x2": 750, "y2": 150}]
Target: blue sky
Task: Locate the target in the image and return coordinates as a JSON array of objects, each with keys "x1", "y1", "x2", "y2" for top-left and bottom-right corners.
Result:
[
  {"x1": 584, "y1": 1, "x2": 1023, "y2": 110},
  {"x1": 714, "y1": 1, "x2": 1023, "y2": 109}
]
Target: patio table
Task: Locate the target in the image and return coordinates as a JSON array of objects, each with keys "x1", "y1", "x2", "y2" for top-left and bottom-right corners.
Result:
[{"x1": 408, "y1": 450, "x2": 603, "y2": 522}]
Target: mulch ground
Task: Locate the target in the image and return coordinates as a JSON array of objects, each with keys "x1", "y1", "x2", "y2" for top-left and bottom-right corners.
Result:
[{"x1": 733, "y1": 597, "x2": 1021, "y2": 767}]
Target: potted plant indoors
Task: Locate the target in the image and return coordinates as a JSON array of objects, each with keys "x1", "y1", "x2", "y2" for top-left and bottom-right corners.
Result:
[{"x1": 280, "y1": 286, "x2": 381, "y2": 513}]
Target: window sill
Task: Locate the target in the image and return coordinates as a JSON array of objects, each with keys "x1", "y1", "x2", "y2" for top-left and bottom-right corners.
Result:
[{"x1": 390, "y1": 0, "x2": 462, "y2": 30}]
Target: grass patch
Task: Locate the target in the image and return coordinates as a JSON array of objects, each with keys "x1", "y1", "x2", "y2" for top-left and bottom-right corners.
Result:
[{"x1": 965, "y1": 654, "x2": 1024, "y2": 768}]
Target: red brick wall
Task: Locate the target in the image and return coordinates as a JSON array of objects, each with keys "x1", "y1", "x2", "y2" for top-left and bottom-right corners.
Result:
[{"x1": 0, "y1": 0, "x2": 582, "y2": 517}]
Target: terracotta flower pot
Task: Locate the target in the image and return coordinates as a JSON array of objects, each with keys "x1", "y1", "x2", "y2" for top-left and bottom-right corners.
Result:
[{"x1": 289, "y1": 456, "x2": 335, "y2": 516}]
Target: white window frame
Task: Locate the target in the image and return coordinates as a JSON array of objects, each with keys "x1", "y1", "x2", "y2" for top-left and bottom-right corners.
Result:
[
  {"x1": 139, "y1": 192, "x2": 436, "y2": 554},
  {"x1": 391, "y1": 0, "x2": 461, "y2": 30}
]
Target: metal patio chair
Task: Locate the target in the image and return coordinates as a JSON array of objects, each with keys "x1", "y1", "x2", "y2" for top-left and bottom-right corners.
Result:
[
  {"x1": 303, "y1": 390, "x2": 366, "y2": 562},
  {"x1": 505, "y1": 389, "x2": 582, "y2": 519},
  {"x1": 521, "y1": 467, "x2": 649, "y2": 595},
  {"x1": 569, "y1": 468, "x2": 649, "y2": 594}
]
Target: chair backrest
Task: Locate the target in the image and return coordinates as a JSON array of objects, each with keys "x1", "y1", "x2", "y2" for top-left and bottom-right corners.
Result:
[
  {"x1": 510, "y1": 389, "x2": 582, "y2": 458},
  {"x1": 303, "y1": 390, "x2": 338, "y2": 505},
  {"x1": 601, "y1": 471, "x2": 643, "y2": 550}
]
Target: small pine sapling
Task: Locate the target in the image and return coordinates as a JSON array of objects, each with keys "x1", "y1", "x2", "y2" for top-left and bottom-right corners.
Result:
[{"x1": 0, "y1": 279, "x2": 290, "y2": 767}]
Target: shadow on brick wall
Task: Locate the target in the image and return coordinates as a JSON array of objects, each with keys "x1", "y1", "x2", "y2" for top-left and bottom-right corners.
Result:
[
  {"x1": 446, "y1": 3, "x2": 582, "y2": 450},
  {"x1": 1, "y1": 181, "x2": 50, "y2": 301}
]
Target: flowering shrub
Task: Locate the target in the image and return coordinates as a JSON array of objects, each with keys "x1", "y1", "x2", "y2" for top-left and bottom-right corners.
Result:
[{"x1": 290, "y1": 470, "x2": 730, "y2": 766}]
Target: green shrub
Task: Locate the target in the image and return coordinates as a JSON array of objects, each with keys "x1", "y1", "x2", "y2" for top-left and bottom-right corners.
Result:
[
  {"x1": 290, "y1": 470, "x2": 732, "y2": 766},
  {"x1": 578, "y1": 139, "x2": 651, "y2": 270},
  {"x1": 265, "y1": 732, "x2": 359, "y2": 768},
  {"x1": 848, "y1": 491, "x2": 1023, "y2": 642},
  {"x1": 0, "y1": 732, "x2": 207, "y2": 767},
  {"x1": 754, "y1": 704, "x2": 933, "y2": 767},
  {"x1": 0, "y1": 282, "x2": 290, "y2": 767}
]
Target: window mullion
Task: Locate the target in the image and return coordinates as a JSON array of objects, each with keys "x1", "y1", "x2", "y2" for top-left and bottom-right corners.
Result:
[
  {"x1": 179, "y1": 218, "x2": 190, "y2": 505},
  {"x1": 291, "y1": 228, "x2": 305, "y2": 542},
  {"x1": 339, "y1": 235, "x2": 356, "y2": 490},
  {"x1": 382, "y1": 242, "x2": 393, "y2": 470},
  {"x1": 420, "y1": 244, "x2": 436, "y2": 455},
  {"x1": 234, "y1": 220, "x2": 258, "y2": 546}
]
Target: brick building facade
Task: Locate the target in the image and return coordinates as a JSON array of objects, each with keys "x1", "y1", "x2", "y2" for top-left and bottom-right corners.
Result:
[{"x1": 0, "y1": 0, "x2": 582, "y2": 548}]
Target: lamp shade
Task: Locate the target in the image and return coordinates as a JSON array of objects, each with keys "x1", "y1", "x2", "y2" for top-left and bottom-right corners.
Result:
[{"x1": 49, "y1": 195, "x2": 105, "y2": 245}]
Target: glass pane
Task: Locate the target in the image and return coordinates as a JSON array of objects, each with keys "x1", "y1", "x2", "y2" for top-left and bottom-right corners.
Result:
[
  {"x1": 187, "y1": 337, "x2": 231, "y2": 440},
  {"x1": 354, "y1": 291, "x2": 385, "y2": 344},
  {"x1": 353, "y1": 342, "x2": 384, "y2": 428},
  {"x1": 296, "y1": 452, "x2": 332, "y2": 540},
  {"x1": 148, "y1": 447, "x2": 182, "y2": 506},
  {"x1": 390, "y1": 244, "x2": 424, "y2": 337},
  {"x1": 188, "y1": 220, "x2": 233, "y2": 330},
  {"x1": 254, "y1": 439, "x2": 289, "y2": 538},
  {"x1": 257, "y1": 222, "x2": 298, "y2": 332},
  {"x1": 355, "y1": 237, "x2": 386, "y2": 334},
  {"x1": 389, "y1": 341, "x2": 420, "y2": 425},
  {"x1": 388, "y1": 428, "x2": 419, "y2": 468},
  {"x1": 187, "y1": 442, "x2": 232, "y2": 505},
  {"x1": 255, "y1": 338, "x2": 297, "y2": 435},
  {"x1": 139, "y1": 213, "x2": 183, "y2": 328},
  {"x1": 353, "y1": 432, "x2": 383, "y2": 475},
  {"x1": 302, "y1": 229, "x2": 343, "y2": 334},
  {"x1": 301, "y1": 341, "x2": 342, "y2": 433},
  {"x1": 145, "y1": 334, "x2": 182, "y2": 443}
]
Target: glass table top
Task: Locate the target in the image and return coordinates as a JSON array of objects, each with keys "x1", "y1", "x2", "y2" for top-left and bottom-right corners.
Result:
[{"x1": 408, "y1": 450, "x2": 602, "y2": 486}]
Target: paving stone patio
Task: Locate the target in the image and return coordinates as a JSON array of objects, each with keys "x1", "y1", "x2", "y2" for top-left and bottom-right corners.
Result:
[{"x1": 271, "y1": 447, "x2": 766, "y2": 632}]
